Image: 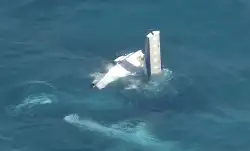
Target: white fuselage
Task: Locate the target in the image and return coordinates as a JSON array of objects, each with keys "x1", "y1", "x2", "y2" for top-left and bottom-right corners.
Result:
[
  {"x1": 92, "y1": 30, "x2": 162, "y2": 90},
  {"x1": 93, "y1": 50, "x2": 144, "y2": 89}
]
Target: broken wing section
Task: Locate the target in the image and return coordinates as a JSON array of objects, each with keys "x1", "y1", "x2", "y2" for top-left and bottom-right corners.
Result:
[{"x1": 93, "y1": 50, "x2": 144, "y2": 89}]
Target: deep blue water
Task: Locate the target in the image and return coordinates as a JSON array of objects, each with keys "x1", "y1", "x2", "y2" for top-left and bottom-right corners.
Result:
[{"x1": 1, "y1": 0, "x2": 250, "y2": 151}]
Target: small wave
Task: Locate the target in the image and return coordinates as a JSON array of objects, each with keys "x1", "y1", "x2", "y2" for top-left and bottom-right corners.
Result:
[
  {"x1": 21, "y1": 80, "x2": 55, "y2": 89},
  {"x1": 63, "y1": 114, "x2": 177, "y2": 150},
  {"x1": 123, "y1": 68, "x2": 173, "y2": 97},
  {"x1": 125, "y1": 68, "x2": 173, "y2": 89},
  {"x1": 64, "y1": 114, "x2": 157, "y2": 144},
  {"x1": 64, "y1": 114, "x2": 80, "y2": 124},
  {"x1": 15, "y1": 93, "x2": 55, "y2": 109}
]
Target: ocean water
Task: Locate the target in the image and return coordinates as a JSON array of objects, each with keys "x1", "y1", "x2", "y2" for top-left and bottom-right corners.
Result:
[{"x1": 1, "y1": 0, "x2": 250, "y2": 151}]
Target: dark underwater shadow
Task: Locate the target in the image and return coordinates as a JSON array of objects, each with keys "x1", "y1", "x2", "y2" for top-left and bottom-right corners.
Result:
[{"x1": 118, "y1": 72, "x2": 213, "y2": 115}]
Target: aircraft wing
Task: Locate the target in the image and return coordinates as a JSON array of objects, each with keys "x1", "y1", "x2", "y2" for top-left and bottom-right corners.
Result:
[{"x1": 93, "y1": 50, "x2": 144, "y2": 89}]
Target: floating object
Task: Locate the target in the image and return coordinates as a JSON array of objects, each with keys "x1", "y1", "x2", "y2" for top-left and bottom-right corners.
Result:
[{"x1": 92, "y1": 30, "x2": 163, "y2": 89}]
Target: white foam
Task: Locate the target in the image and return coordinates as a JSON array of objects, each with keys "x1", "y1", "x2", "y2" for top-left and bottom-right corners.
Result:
[
  {"x1": 89, "y1": 72, "x2": 105, "y2": 83},
  {"x1": 64, "y1": 114, "x2": 157, "y2": 143},
  {"x1": 15, "y1": 93, "x2": 55, "y2": 109},
  {"x1": 123, "y1": 68, "x2": 173, "y2": 97},
  {"x1": 63, "y1": 114, "x2": 177, "y2": 150}
]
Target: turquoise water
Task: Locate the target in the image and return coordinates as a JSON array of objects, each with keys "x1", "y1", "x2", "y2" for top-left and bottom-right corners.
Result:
[{"x1": 0, "y1": 0, "x2": 250, "y2": 151}]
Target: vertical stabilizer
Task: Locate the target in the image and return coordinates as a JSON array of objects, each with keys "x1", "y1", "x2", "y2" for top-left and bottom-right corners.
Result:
[{"x1": 144, "y1": 30, "x2": 162, "y2": 78}]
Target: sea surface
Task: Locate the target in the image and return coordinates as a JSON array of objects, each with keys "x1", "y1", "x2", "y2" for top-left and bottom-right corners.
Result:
[{"x1": 1, "y1": 0, "x2": 250, "y2": 151}]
